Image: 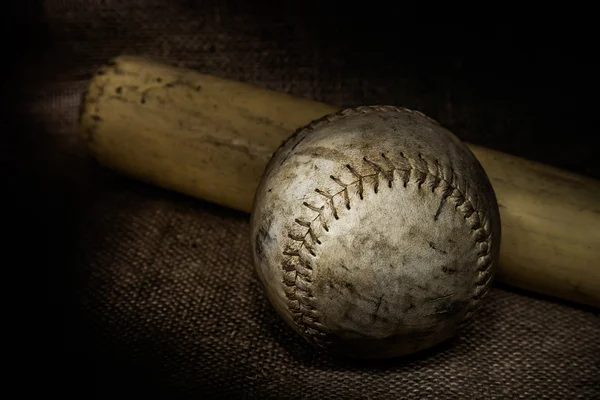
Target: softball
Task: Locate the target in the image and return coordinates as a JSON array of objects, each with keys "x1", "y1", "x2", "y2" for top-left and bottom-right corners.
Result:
[{"x1": 250, "y1": 106, "x2": 500, "y2": 358}]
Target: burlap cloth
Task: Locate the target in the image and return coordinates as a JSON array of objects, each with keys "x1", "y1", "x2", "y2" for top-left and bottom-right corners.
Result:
[{"x1": 10, "y1": 2, "x2": 599, "y2": 399}]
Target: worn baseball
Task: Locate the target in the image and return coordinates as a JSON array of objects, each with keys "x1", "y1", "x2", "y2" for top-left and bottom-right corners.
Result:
[{"x1": 250, "y1": 106, "x2": 501, "y2": 358}]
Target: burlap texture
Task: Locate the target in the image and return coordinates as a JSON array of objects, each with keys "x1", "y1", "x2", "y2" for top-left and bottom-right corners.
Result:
[{"x1": 11, "y1": 2, "x2": 599, "y2": 399}]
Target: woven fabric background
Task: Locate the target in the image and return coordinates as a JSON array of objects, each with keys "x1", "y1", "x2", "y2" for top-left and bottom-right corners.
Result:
[{"x1": 8, "y1": 2, "x2": 599, "y2": 399}]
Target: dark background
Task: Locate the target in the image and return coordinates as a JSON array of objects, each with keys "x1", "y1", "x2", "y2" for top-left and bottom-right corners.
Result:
[{"x1": 6, "y1": 2, "x2": 599, "y2": 399}]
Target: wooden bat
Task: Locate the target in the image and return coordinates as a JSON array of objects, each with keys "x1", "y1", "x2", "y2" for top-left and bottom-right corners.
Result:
[{"x1": 79, "y1": 56, "x2": 600, "y2": 308}]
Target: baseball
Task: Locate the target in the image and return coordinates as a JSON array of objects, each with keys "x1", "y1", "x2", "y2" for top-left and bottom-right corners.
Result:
[{"x1": 250, "y1": 106, "x2": 501, "y2": 358}]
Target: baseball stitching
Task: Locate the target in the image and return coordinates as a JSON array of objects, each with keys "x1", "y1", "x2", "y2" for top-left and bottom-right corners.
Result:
[{"x1": 280, "y1": 106, "x2": 495, "y2": 346}]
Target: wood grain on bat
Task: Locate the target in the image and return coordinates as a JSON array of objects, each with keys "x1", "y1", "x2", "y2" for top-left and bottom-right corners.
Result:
[{"x1": 80, "y1": 56, "x2": 600, "y2": 308}]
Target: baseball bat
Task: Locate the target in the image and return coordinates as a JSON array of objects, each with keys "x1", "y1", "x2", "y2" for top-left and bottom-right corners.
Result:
[{"x1": 79, "y1": 56, "x2": 600, "y2": 308}]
